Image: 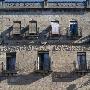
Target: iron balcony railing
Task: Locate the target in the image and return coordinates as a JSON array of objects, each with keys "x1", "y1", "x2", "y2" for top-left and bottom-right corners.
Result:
[
  {"x1": 66, "y1": 27, "x2": 82, "y2": 39},
  {"x1": 1, "y1": 62, "x2": 20, "y2": 76}
]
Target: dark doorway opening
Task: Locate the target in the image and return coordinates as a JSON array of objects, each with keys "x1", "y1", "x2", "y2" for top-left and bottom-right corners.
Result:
[
  {"x1": 38, "y1": 51, "x2": 50, "y2": 71},
  {"x1": 6, "y1": 52, "x2": 16, "y2": 71},
  {"x1": 77, "y1": 52, "x2": 87, "y2": 71}
]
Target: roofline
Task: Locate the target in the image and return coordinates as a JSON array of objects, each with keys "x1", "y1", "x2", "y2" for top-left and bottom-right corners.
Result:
[{"x1": 3, "y1": 0, "x2": 86, "y2": 3}]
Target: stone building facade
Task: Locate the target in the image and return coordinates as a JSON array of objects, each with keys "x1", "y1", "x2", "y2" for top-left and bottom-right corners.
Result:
[{"x1": 0, "y1": 0, "x2": 90, "y2": 90}]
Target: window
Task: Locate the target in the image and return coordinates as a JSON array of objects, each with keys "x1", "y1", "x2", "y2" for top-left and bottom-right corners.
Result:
[
  {"x1": 69, "y1": 20, "x2": 78, "y2": 36},
  {"x1": 77, "y1": 52, "x2": 87, "y2": 71},
  {"x1": 44, "y1": 0, "x2": 48, "y2": 6},
  {"x1": 29, "y1": 20, "x2": 37, "y2": 34},
  {"x1": 37, "y1": 51, "x2": 50, "y2": 71},
  {"x1": 13, "y1": 21, "x2": 21, "y2": 35},
  {"x1": 50, "y1": 21, "x2": 60, "y2": 35},
  {"x1": 6, "y1": 52, "x2": 16, "y2": 71}
]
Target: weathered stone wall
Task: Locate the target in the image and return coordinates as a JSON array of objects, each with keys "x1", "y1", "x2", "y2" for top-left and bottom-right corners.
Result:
[
  {"x1": 0, "y1": 10, "x2": 90, "y2": 90},
  {"x1": 0, "y1": 45, "x2": 90, "y2": 90},
  {"x1": 0, "y1": 10, "x2": 89, "y2": 37}
]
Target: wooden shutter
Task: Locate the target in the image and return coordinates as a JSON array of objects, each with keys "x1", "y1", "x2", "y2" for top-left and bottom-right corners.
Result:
[
  {"x1": 29, "y1": 21, "x2": 37, "y2": 34},
  {"x1": 13, "y1": 21, "x2": 21, "y2": 34},
  {"x1": 77, "y1": 52, "x2": 87, "y2": 70},
  {"x1": 43, "y1": 53, "x2": 50, "y2": 71}
]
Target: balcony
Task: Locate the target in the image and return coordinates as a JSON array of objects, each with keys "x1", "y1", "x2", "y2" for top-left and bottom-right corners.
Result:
[
  {"x1": 66, "y1": 27, "x2": 82, "y2": 39},
  {"x1": 1, "y1": 62, "x2": 19, "y2": 76}
]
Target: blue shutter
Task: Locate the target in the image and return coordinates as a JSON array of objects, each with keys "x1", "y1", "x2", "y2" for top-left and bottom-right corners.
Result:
[
  {"x1": 43, "y1": 53, "x2": 50, "y2": 71},
  {"x1": 70, "y1": 21, "x2": 78, "y2": 36},
  {"x1": 7, "y1": 56, "x2": 16, "y2": 71},
  {"x1": 10, "y1": 56, "x2": 16, "y2": 70},
  {"x1": 77, "y1": 54, "x2": 87, "y2": 70}
]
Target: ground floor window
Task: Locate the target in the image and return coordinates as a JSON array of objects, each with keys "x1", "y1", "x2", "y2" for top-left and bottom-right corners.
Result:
[
  {"x1": 37, "y1": 51, "x2": 50, "y2": 71},
  {"x1": 77, "y1": 52, "x2": 87, "y2": 71},
  {"x1": 6, "y1": 52, "x2": 16, "y2": 71}
]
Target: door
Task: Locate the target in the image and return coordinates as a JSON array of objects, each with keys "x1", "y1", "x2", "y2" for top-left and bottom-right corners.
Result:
[
  {"x1": 43, "y1": 53, "x2": 50, "y2": 71},
  {"x1": 77, "y1": 52, "x2": 87, "y2": 71},
  {"x1": 38, "y1": 52, "x2": 50, "y2": 71},
  {"x1": 6, "y1": 53, "x2": 16, "y2": 71}
]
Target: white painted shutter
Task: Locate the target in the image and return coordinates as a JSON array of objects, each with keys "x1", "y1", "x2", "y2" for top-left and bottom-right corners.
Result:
[
  {"x1": 86, "y1": 52, "x2": 90, "y2": 70},
  {"x1": 35, "y1": 57, "x2": 40, "y2": 71},
  {"x1": 50, "y1": 22, "x2": 60, "y2": 34},
  {"x1": 76, "y1": 55, "x2": 79, "y2": 70}
]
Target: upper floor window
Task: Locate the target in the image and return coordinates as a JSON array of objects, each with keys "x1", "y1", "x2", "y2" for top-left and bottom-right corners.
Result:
[
  {"x1": 13, "y1": 21, "x2": 21, "y2": 35},
  {"x1": 69, "y1": 20, "x2": 78, "y2": 36},
  {"x1": 50, "y1": 20, "x2": 60, "y2": 35},
  {"x1": 29, "y1": 20, "x2": 37, "y2": 34}
]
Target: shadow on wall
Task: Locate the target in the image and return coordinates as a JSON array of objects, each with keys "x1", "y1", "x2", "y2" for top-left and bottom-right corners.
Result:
[
  {"x1": 78, "y1": 78, "x2": 90, "y2": 89},
  {"x1": 39, "y1": 25, "x2": 51, "y2": 40},
  {"x1": 1, "y1": 25, "x2": 29, "y2": 39},
  {"x1": 52, "y1": 70, "x2": 87, "y2": 82},
  {"x1": 20, "y1": 25, "x2": 29, "y2": 35},
  {"x1": 0, "y1": 9, "x2": 85, "y2": 15},
  {"x1": 67, "y1": 84, "x2": 77, "y2": 90},
  {"x1": 66, "y1": 79, "x2": 90, "y2": 90},
  {"x1": 0, "y1": 71, "x2": 51, "y2": 85},
  {"x1": 1, "y1": 26, "x2": 13, "y2": 38},
  {"x1": 0, "y1": 25, "x2": 51, "y2": 45},
  {"x1": 0, "y1": 26, "x2": 13, "y2": 44},
  {"x1": 0, "y1": 25, "x2": 29, "y2": 44},
  {"x1": 76, "y1": 35, "x2": 90, "y2": 44}
]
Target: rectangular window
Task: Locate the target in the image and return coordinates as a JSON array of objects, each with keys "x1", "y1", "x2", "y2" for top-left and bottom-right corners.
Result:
[
  {"x1": 70, "y1": 20, "x2": 78, "y2": 36},
  {"x1": 50, "y1": 21, "x2": 60, "y2": 35},
  {"x1": 6, "y1": 52, "x2": 16, "y2": 71},
  {"x1": 37, "y1": 51, "x2": 50, "y2": 71},
  {"x1": 13, "y1": 21, "x2": 21, "y2": 34},
  {"x1": 77, "y1": 52, "x2": 87, "y2": 71},
  {"x1": 29, "y1": 21, "x2": 37, "y2": 34}
]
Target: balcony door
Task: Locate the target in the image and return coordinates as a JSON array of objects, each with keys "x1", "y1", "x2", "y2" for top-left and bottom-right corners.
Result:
[
  {"x1": 37, "y1": 51, "x2": 50, "y2": 71},
  {"x1": 6, "y1": 52, "x2": 16, "y2": 71},
  {"x1": 77, "y1": 52, "x2": 87, "y2": 71}
]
